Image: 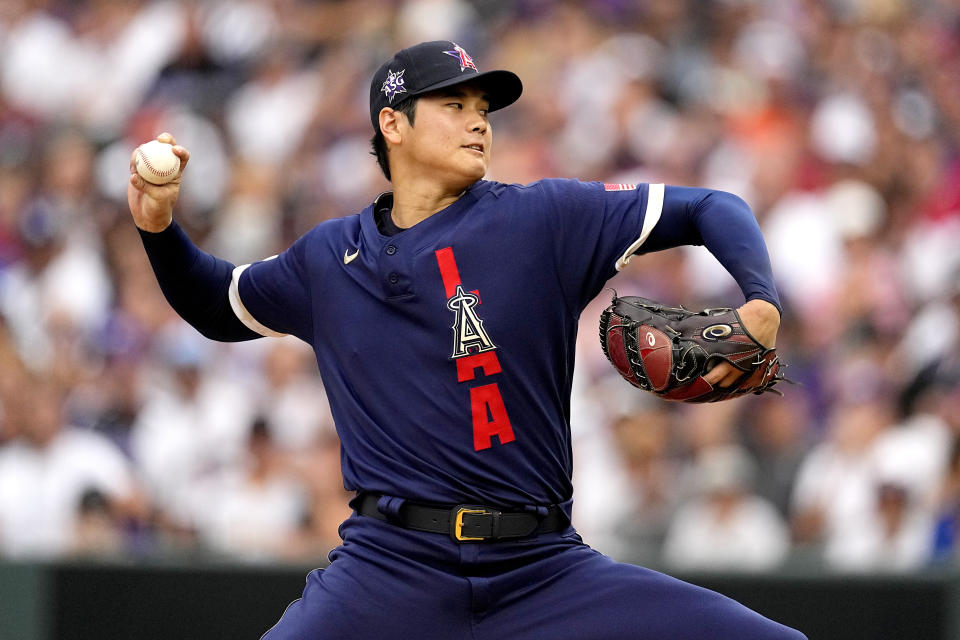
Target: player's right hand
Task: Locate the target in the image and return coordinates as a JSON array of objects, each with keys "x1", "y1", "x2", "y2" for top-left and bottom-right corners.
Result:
[{"x1": 127, "y1": 132, "x2": 190, "y2": 233}]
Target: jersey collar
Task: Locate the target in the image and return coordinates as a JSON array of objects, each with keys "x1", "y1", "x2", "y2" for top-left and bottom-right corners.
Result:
[{"x1": 360, "y1": 180, "x2": 492, "y2": 246}]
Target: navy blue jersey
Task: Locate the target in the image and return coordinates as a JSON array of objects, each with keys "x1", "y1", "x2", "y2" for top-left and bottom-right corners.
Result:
[{"x1": 228, "y1": 179, "x2": 664, "y2": 508}]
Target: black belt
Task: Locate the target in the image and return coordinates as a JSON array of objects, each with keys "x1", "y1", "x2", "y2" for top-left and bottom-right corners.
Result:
[{"x1": 351, "y1": 493, "x2": 568, "y2": 543}]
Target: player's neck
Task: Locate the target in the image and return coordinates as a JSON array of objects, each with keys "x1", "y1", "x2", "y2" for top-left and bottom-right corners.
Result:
[{"x1": 389, "y1": 179, "x2": 470, "y2": 229}]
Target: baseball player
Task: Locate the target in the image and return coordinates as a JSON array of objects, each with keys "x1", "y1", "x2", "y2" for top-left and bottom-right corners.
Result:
[{"x1": 128, "y1": 41, "x2": 806, "y2": 639}]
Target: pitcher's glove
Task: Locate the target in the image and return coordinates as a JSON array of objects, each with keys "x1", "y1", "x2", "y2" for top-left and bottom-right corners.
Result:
[{"x1": 599, "y1": 294, "x2": 786, "y2": 403}]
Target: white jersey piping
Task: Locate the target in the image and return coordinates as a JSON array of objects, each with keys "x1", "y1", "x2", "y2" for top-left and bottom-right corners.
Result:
[
  {"x1": 615, "y1": 183, "x2": 665, "y2": 271},
  {"x1": 228, "y1": 258, "x2": 288, "y2": 338}
]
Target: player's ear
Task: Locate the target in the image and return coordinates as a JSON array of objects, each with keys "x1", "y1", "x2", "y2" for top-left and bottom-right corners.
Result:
[{"x1": 379, "y1": 107, "x2": 403, "y2": 145}]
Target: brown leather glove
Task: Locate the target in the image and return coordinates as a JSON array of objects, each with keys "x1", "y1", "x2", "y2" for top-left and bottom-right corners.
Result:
[{"x1": 599, "y1": 294, "x2": 786, "y2": 403}]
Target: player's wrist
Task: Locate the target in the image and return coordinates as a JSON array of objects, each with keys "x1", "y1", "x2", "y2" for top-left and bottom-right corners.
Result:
[
  {"x1": 135, "y1": 216, "x2": 174, "y2": 234},
  {"x1": 743, "y1": 297, "x2": 780, "y2": 315},
  {"x1": 737, "y1": 299, "x2": 780, "y2": 348}
]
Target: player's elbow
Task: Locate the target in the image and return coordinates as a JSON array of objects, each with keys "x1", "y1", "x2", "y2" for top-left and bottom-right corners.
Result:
[
  {"x1": 194, "y1": 323, "x2": 259, "y2": 343},
  {"x1": 703, "y1": 189, "x2": 753, "y2": 217},
  {"x1": 180, "y1": 308, "x2": 260, "y2": 343}
]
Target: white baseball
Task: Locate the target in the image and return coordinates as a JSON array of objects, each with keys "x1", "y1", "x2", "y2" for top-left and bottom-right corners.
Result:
[{"x1": 135, "y1": 140, "x2": 181, "y2": 185}]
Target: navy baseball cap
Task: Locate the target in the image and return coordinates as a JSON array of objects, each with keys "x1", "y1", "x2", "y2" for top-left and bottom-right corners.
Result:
[{"x1": 370, "y1": 41, "x2": 523, "y2": 131}]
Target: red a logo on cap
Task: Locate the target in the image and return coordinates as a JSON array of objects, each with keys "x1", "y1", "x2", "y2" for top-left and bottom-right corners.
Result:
[{"x1": 444, "y1": 43, "x2": 478, "y2": 72}]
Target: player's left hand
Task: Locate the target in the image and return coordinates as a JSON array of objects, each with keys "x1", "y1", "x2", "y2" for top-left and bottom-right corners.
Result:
[{"x1": 703, "y1": 299, "x2": 779, "y2": 388}]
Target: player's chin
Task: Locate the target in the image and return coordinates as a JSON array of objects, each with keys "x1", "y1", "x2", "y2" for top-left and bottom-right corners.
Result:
[{"x1": 458, "y1": 154, "x2": 488, "y2": 181}]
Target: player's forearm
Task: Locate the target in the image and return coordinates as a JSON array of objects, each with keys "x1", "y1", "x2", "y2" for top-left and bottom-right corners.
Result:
[
  {"x1": 645, "y1": 186, "x2": 782, "y2": 314},
  {"x1": 138, "y1": 221, "x2": 259, "y2": 342}
]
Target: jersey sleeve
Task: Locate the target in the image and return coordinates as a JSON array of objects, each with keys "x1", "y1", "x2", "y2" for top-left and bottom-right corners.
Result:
[
  {"x1": 537, "y1": 179, "x2": 662, "y2": 311},
  {"x1": 138, "y1": 222, "x2": 260, "y2": 342},
  {"x1": 641, "y1": 186, "x2": 782, "y2": 312},
  {"x1": 229, "y1": 233, "x2": 314, "y2": 342}
]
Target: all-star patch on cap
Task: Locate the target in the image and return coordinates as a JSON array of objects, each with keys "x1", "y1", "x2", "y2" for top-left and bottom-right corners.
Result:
[{"x1": 370, "y1": 40, "x2": 523, "y2": 131}]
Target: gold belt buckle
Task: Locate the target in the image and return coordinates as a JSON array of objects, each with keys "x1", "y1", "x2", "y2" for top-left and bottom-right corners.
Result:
[{"x1": 454, "y1": 507, "x2": 490, "y2": 542}]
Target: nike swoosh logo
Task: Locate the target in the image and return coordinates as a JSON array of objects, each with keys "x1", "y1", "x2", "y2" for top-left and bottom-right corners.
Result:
[{"x1": 344, "y1": 249, "x2": 359, "y2": 264}]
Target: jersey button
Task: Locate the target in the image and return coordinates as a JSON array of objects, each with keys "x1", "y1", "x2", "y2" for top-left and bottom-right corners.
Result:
[
  {"x1": 388, "y1": 272, "x2": 399, "y2": 284},
  {"x1": 385, "y1": 245, "x2": 397, "y2": 255}
]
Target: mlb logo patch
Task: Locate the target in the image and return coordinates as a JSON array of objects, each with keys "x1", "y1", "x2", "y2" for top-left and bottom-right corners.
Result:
[{"x1": 604, "y1": 183, "x2": 637, "y2": 191}]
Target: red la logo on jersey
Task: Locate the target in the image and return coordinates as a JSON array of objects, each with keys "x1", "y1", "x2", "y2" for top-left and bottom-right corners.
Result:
[
  {"x1": 446, "y1": 285, "x2": 496, "y2": 357},
  {"x1": 435, "y1": 247, "x2": 515, "y2": 451}
]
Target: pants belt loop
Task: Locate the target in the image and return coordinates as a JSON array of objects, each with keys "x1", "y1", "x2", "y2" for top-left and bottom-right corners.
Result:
[{"x1": 376, "y1": 495, "x2": 406, "y2": 524}]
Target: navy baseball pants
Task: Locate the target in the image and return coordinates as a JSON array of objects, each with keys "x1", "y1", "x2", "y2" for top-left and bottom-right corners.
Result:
[{"x1": 261, "y1": 513, "x2": 807, "y2": 639}]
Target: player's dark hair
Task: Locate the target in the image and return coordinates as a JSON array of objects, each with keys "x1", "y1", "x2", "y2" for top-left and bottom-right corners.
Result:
[{"x1": 370, "y1": 96, "x2": 418, "y2": 181}]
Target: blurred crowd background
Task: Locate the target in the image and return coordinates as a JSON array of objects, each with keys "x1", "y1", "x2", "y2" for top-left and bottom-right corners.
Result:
[{"x1": 0, "y1": 0, "x2": 958, "y2": 574}]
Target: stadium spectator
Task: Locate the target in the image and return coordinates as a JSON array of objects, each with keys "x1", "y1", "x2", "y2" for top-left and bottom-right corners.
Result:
[
  {"x1": 604, "y1": 406, "x2": 684, "y2": 564},
  {"x1": 188, "y1": 417, "x2": 310, "y2": 561},
  {"x1": 662, "y1": 444, "x2": 790, "y2": 572},
  {"x1": 0, "y1": 378, "x2": 146, "y2": 557}
]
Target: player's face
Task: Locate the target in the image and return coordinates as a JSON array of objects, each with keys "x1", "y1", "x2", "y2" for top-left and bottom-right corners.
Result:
[{"x1": 402, "y1": 84, "x2": 492, "y2": 186}]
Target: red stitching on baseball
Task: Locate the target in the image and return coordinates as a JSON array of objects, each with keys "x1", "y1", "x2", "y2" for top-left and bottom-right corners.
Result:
[{"x1": 138, "y1": 147, "x2": 177, "y2": 178}]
